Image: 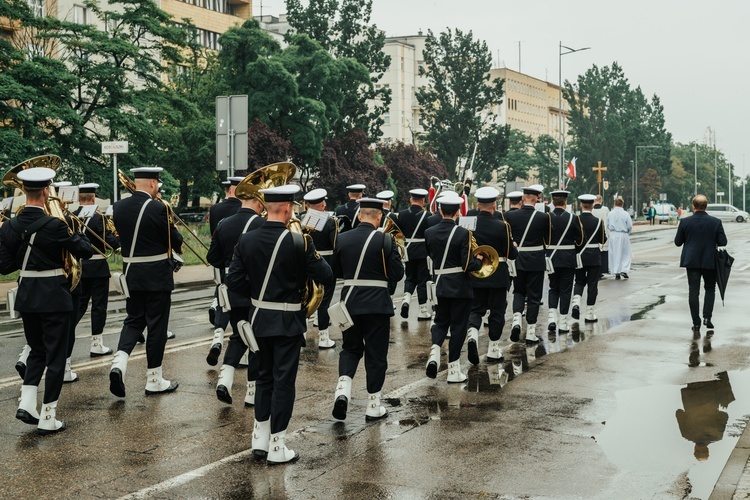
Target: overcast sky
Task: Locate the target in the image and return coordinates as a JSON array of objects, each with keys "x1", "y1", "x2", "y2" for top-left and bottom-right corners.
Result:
[{"x1": 256, "y1": 0, "x2": 749, "y2": 175}]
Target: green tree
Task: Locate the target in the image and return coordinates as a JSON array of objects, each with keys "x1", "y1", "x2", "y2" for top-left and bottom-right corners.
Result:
[
  {"x1": 494, "y1": 129, "x2": 535, "y2": 188},
  {"x1": 533, "y1": 134, "x2": 560, "y2": 193},
  {"x1": 285, "y1": 0, "x2": 392, "y2": 141},
  {"x1": 565, "y1": 62, "x2": 671, "y2": 207},
  {"x1": 417, "y1": 28, "x2": 505, "y2": 181}
]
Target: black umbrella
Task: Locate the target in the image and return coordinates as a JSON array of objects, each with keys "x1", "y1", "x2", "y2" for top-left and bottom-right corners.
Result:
[{"x1": 715, "y1": 248, "x2": 735, "y2": 305}]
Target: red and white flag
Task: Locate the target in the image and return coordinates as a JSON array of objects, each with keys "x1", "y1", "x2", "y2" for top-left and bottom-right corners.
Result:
[{"x1": 565, "y1": 157, "x2": 577, "y2": 180}]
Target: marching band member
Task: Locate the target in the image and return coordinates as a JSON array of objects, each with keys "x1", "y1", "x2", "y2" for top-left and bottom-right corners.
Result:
[
  {"x1": 303, "y1": 188, "x2": 338, "y2": 349},
  {"x1": 330, "y1": 197, "x2": 404, "y2": 421},
  {"x1": 504, "y1": 191, "x2": 523, "y2": 213},
  {"x1": 108, "y1": 167, "x2": 183, "y2": 398},
  {"x1": 466, "y1": 187, "x2": 517, "y2": 364},
  {"x1": 208, "y1": 177, "x2": 243, "y2": 327},
  {"x1": 208, "y1": 187, "x2": 266, "y2": 405},
  {"x1": 375, "y1": 189, "x2": 395, "y2": 227},
  {"x1": 335, "y1": 184, "x2": 365, "y2": 233},
  {"x1": 546, "y1": 191, "x2": 583, "y2": 333},
  {"x1": 0, "y1": 167, "x2": 93, "y2": 434},
  {"x1": 424, "y1": 193, "x2": 483, "y2": 383},
  {"x1": 74, "y1": 183, "x2": 121, "y2": 357},
  {"x1": 396, "y1": 188, "x2": 432, "y2": 321},
  {"x1": 504, "y1": 185, "x2": 552, "y2": 344},
  {"x1": 226, "y1": 184, "x2": 333, "y2": 465},
  {"x1": 572, "y1": 194, "x2": 608, "y2": 323}
]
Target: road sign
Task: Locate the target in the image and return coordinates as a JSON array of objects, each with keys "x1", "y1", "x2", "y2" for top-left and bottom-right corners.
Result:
[
  {"x1": 216, "y1": 95, "x2": 248, "y2": 175},
  {"x1": 717, "y1": 191, "x2": 725, "y2": 196},
  {"x1": 102, "y1": 141, "x2": 129, "y2": 154},
  {"x1": 659, "y1": 193, "x2": 667, "y2": 201}
]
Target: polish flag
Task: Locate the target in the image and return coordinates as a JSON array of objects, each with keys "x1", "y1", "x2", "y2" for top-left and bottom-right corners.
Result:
[{"x1": 565, "y1": 157, "x2": 577, "y2": 180}]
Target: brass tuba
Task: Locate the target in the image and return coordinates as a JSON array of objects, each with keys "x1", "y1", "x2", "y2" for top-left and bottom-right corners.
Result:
[
  {"x1": 469, "y1": 232, "x2": 499, "y2": 279},
  {"x1": 236, "y1": 162, "x2": 323, "y2": 318},
  {"x1": 2, "y1": 155, "x2": 81, "y2": 290}
]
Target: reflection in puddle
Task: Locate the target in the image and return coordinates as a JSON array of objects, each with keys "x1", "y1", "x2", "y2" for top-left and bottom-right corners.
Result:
[
  {"x1": 630, "y1": 295, "x2": 666, "y2": 321},
  {"x1": 598, "y1": 370, "x2": 750, "y2": 499}
]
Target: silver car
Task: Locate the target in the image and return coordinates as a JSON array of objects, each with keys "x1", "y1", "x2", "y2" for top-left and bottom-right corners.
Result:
[{"x1": 706, "y1": 203, "x2": 749, "y2": 223}]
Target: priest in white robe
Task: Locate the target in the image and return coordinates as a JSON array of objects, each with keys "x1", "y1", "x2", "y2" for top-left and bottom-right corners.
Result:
[{"x1": 606, "y1": 198, "x2": 633, "y2": 279}]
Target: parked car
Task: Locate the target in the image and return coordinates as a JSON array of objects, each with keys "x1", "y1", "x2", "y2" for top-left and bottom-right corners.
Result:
[{"x1": 706, "y1": 204, "x2": 749, "y2": 223}]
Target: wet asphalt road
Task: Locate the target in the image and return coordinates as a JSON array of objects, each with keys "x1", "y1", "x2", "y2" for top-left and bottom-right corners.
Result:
[{"x1": 2, "y1": 223, "x2": 750, "y2": 499}]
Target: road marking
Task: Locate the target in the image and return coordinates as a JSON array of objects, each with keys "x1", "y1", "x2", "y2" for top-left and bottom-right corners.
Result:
[{"x1": 739, "y1": 263, "x2": 750, "y2": 272}]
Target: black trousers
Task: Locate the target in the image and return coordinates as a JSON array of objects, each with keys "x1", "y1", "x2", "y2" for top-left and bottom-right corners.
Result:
[
  {"x1": 77, "y1": 277, "x2": 110, "y2": 336},
  {"x1": 600, "y1": 250, "x2": 609, "y2": 275},
  {"x1": 117, "y1": 291, "x2": 171, "y2": 369},
  {"x1": 468, "y1": 288, "x2": 507, "y2": 341},
  {"x1": 404, "y1": 258, "x2": 429, "y2": 304},
  {"x1": 66, "y1": 290, "x2": 81, "y2": 357},
  {"x1": 339, "y1": 314, "x2": 390, "y2": 393},
  {"x1": 687, "y1": 268, "x2": 717, "y2": 326},
  {"x1": 22, "y1": 311, "x2": 69, "y2": 403},
  {"x1": 222, "y1": 306, "x2": 259, "y2": 380},
  {"x1": 548, "y1": 267, "x2": 576, "y2": 314},
  {"x1": 213, "y1": 285, "x2": 230, "y2": 330},
  {"x1": 512, "y1": 270, "x2": 544, "y2": 324},
  {"x1": 255, "y1": 335, "x2": 304, "y2": 434},
  {"x1": 574, "y1": 266, "x2": 601, "y2": 306},
  {"x1": 431, "y1": 297, "x2": 472, "y2": 362},
  {"x1": 318, "y1": 279, "x2": 335, "y2": 330}
]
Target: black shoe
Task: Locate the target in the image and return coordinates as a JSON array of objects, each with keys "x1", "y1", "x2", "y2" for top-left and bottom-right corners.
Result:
[
  {"x1": 510, "y1": 324, "x2": 521, "y2": 342},
  {"x1": 15, "y1": 361, "x2": 26, "y2": 380},
  {"x1": 145, "y1": 381, "x2": 179, "y2": 395},
  {"x1": 365, "y1": 409, "x2": 388, "y2": 422},
  {"x1": 615, "y1": 274, "x2": 621, "y2": 280},
  {"x1": 137, "y1": 334, "x2": 145, "y2": 344},
  {"x1": 267, "y1": 451, "x2": 300, "y2": 466},
  {"x1": 548, "y1": 322, "x2": 556, "y2": 331},
  {"x1": 621, "y1": 273, "x2": 629, "y2": 279},
  {"x1": 208, "y1": 307, "x2": 216, "y2": 326},
  {"x1": 692, "y1": 324, "x2": 701, "y2": 333},
  {"x1": 89, "y1": 348, "x2": 113, "y2": 358},
  {"x1": 37, "y1": 421, "x2": 67, "y2": 436},
  {"x1": 15, "y1": 408, "x2": 39, "y2": 425},
  {"x1": 216, "y1": 385, "x2": 232, "y2": 405},
  {"x1": 206, "y1": 344, "x2": 222, "y2": 366},
  {"x1": 332, "y1": 395, "x2": 348, "y2": 420},
  {"x1": 425, "y1": 361, "x2": 437, "y2": 379},
  {"x1": 572, "y1": 306, "x2": 580, "y2": 320},
  {"x1": 400, "y1": 302, "x2": 409, "y2": 319},
  {"x1": 467, "y1": 340, "x2": 479, "y2": 365},
  {"x1": 703, "y1": 318, "x2": 714, "y2": 329},
  {"x1": 252, "y1": 450, "x2": 267, "y2": 462},
  {"x1": 109, "y1": 368, "x2": 126, "y2": 398}
]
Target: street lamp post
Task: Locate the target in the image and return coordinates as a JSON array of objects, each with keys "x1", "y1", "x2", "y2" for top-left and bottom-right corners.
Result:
[
  {"x1": 558, "y1": 42, "x2": 591, "y2": 189},
  {"x1": 635, "y1": 145, "x2": 660, "y2": 219},
  {"x1": 694, "y1": 143, "x2": 698, "y2": 196},
  {"x1": 630, "y1": 160, "x2": 635, "y2": 208}
]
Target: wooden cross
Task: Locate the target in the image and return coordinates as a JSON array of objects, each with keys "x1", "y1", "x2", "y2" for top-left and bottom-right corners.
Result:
[{"x1": 593, "y1": 161, "x2": 607, "y2": 196}]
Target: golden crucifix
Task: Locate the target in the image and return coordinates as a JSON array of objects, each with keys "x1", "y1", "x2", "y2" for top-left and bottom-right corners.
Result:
[{"x1": 593, "y1": 161, "x2": 607, "y2": 196}]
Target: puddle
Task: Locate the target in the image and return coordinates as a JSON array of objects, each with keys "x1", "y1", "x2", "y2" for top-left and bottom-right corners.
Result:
[
  {"x1": 597, "y1": 369, "x2": 750, "y2": 499},
  {"x1": 630, "y1": 295, "x2": 666, "y2": 321}
]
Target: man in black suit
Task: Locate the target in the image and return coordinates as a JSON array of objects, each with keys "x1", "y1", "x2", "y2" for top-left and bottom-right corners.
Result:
[
  {"x1": 0, "y1": 166, "x2": 94, "y2": 434},
  {"x1": 675, "y1": 194, "x2": 728, "y2": 331},
  {"x1": 208, "y1": 177, "x2": 243, "y2": 327},
  {"x1": 303, "y1": 188, "x2": 338, "y2": 349},
  {"x1": 466, "y1": 187, "x2": 517, "y2": 364},
  {"x1": 109, "y1": 167, "x2": 183, "y2": 398},
  {"x1": 226, "y1": 185, "x2": 333, "y2": 465},
  {"x1": 546, "y1": 190, "x2": 583, "y2": 333},
  {"x1": 330, "y1": 198, "x2": 404, "y2": 421},
  {"x1": 504, "y1": 186, "x2": 552, "y2": 343},
  {"x1": 572, "y1": 194, "x2": 607, "y2": 323},
  {"x1": 208, "y1": 188, "x2": 265, "y2": 406},
  {"x1": 335, "y1": 184, "x2": 365, "y2": 233},
  {"x1": 424, "y1": 193, "x2": 483, "y2": 383},
  {"x1": 74, "y1": 183, "x2": 121, "y2": 357},
  {"x1": 396, "y1": 188, "x2": 432, "y2": 321}
]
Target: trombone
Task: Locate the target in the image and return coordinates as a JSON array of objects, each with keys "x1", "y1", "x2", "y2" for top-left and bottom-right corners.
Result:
[
  {"x1": 118, "y1": 169, "x2": 210, "y2": 267},
  {"x1": 52, "y1": 198, "x2": 117, "y2": 259}
]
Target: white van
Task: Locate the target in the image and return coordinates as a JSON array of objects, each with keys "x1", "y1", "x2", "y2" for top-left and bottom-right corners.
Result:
[
  {"x1": 654, "y1": 203, "x2": 678, "y2": 224},
  {"x1": 706, "y1": 204, "x2": 749, "y2": 223}
]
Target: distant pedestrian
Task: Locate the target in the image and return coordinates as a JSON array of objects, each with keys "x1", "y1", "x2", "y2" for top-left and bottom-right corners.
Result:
[
  {"x1": 648, "y1": 204, "x2": 657, "y2": 226},
  {"x1": 606, "y1": 198, "x2": 632, "y2": 279},
  {"x1": 674, "y1": 195, "x2": 727, "y2": 332},
  {"x1": 627, "y1": 205, "x2": 635, "y2": 219}
]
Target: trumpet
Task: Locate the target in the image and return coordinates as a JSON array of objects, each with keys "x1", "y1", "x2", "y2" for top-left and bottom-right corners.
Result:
[
  {"x1": 118, "y1": 169, "x2": 210, "y2": 267},
  {"x1": 469, "y1": 232, "x2": 499, "y2": 279}
]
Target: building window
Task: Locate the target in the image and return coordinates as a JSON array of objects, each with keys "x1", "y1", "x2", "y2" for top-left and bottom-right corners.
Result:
[
  {"x1": 27, "y1": 0, "x2": 44, "y2": 17},
  {"x1": 26, "y1": 43, "x2": 44, "y2": 59},
  {"x1": 180, "y1": 0, "x2": 229, "y2": 14},
  {"x1": 195, "y1": 28, "x2": 222, "y2": 50},
  {"x1": 383, "y1": 111, "x2": 390, "y2": 125},
  {"x1": 73, "y1": 4, "x2": 89, "y2": 24}
]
